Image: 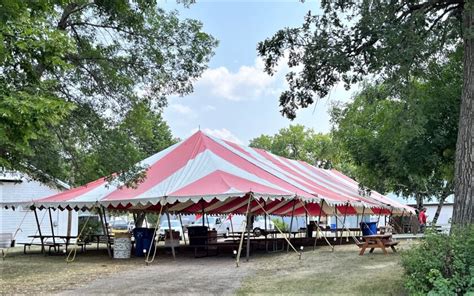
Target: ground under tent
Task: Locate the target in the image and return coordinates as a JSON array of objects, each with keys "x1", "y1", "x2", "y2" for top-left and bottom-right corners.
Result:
[{"x1": 1, "y1": 131, "x2": 414, "y2": 262}]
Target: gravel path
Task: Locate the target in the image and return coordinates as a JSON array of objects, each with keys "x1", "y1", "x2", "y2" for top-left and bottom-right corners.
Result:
[{"x1": 56, "y1": 256, "x2": 255, "y2": 296}]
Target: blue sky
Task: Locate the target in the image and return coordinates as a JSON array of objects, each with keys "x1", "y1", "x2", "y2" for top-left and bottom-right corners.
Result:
[{"x1": 161, "y1": 1, "x2": 355, "y2": 144}]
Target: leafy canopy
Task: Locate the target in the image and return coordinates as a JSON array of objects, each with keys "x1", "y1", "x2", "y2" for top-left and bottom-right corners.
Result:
[
  {"x1": 0, "y1": 1, "x2": 217, "y2": 185},
  {"x1": 258, "y1": 0, "x2": 462, "y2": 119},
  {"x1": 330, "y1": 49, "x2": 462, "y2": 199}
]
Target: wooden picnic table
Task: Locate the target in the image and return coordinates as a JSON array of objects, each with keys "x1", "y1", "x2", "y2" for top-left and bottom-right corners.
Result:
[{"x1": 358, "y1": 234, "x2": 399, "y2": 255}]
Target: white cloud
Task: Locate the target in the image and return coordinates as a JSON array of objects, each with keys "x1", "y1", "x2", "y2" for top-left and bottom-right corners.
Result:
[
  {"x1": 194, "y1": 57, "x2": 289, "y2": 101},
  {"x1": 169, "y1": 103, "x2": 195, "y2": 116},
  {"x1": 190, "y1": 128, "x2": 243, "y2": 145}
]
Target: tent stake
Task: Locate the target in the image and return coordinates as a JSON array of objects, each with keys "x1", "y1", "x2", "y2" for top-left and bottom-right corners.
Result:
[
  {"x1": 287, "y1": 199, "x2": 296, "y2": 252},
  {"x1": 33, "y1": 207, "x2": 45, "y2": 253},
  {"x1": 236, "y1": 194, "x2": 253, "y2": 267}
]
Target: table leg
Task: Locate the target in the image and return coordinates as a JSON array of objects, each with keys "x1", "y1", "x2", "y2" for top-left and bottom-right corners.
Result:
[
  {"x1": 376, "y1": 238, "x2": 388, "y2": 255},
  {"x1": 359, "y1": 241, "x2": 369, "y2": 255}
]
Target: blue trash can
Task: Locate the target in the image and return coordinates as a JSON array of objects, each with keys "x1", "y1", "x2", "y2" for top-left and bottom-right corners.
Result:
[
  {"x1": 133, "y1": 228, "x2": 155, "y2": 257},
  {"x1": 330, "y1": 223, "x2": 337, "y2": 233},
  {"x1": 360, "y1": 222, "x2": 377, "y2": 235}
]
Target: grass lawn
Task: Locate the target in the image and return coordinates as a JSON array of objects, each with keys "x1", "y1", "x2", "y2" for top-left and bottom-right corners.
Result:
[
  {"x1": 236, "y1": 241, "x2": 416, "y2": 295},
  {"x1": 1, "y1": 241, "x2": 416, "y2": 295},
  {"x1": 0, "y1": 246, "x2": 144, "y2": 294}
]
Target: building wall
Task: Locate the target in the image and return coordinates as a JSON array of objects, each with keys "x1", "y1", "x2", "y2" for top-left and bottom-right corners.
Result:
[
  {"x1": 420, "y1": 204, "x2": 453, "y2": 226},
  {"x1": 0, "y1": 178, "x2": 78, "y2": 243}
]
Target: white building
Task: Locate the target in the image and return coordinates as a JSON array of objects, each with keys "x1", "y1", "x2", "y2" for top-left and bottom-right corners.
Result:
[
  {"x1": 388, "y1": 193, "x2": 454, "y2": 227},
  {"x1": 0, "y1": 171, "x2": 78, "y2": 243}
]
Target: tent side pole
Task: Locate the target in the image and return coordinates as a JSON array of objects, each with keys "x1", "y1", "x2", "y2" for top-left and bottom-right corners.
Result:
[
  {"x1": 339, "y1": 203, "x2": 348, "y2": 245},
  {"x1": 314, "y1": 200, "x2": 324, "y2": 250},
  {"x1": 335, "y1": 206, "x2": 338, "y2": 240},
  {"x1": 33, "y1": 207, "x2": 45, "y2": 253},
  {"x1": 98, "y1": 206, "x2": 112, "y2": 258},
  {"x1": 360, "y1": 206, "x2": 366, "y2": 237},
  {"x1": 201, "y1": 200, "x2": 205, "y2": 227},
  {"x1": 48, "y1": 208, "x2": 57, "y2": 252},
  {"x1": 178, "y1": 214, "x2": 187, "y2": 246},
  {"x1": 287, "y1": 199, "x2": 296, "y2": 252},
  {"x1": 264, "y1": 200, "x2": 268, "y2": 252},
  {"x1": 166, "y1": 210, "x2": 176, "y2": 260},
  {"x1": 236, "y1": 194, "x2": 253, "y2": 267}
]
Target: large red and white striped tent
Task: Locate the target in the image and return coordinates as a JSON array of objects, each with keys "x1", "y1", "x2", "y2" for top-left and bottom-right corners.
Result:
[{"x1": 4, "y1": 131, "x2": 414, "y2": 216}]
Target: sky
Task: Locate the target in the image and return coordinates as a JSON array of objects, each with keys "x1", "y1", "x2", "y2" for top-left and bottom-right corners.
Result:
[{"x1": 161, "y1": 1, "x2": 355, "y2": 145}]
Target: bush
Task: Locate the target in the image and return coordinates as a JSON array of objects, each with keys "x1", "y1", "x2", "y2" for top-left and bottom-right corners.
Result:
[{"x1": 401, "y1": 226, "x2": 474, "y2": 295}]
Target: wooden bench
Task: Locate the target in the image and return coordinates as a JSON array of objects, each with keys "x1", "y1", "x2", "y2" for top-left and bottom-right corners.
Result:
[{"x1": 20, "y1": 242, "x2": 63, "y2": 255}]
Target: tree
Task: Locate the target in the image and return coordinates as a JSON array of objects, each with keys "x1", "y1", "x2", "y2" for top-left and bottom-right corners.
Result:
[
  {"x1": 331, "y1": 49, "x2": 462, "y2": 223},
  {"x1": 258, "y1": 1, "x2": 472, "y2": 225},
  {"x1": 249, "y1": 124, "x2": 336, "y2": 168},
  {"x1": 1, "y1": 1, "x2": 217, "y2": 185}
]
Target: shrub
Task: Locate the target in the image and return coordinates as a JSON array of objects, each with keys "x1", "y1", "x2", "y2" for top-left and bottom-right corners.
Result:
[{"x1": 400, "y1": 226, "x2": 474, "y2": 295}]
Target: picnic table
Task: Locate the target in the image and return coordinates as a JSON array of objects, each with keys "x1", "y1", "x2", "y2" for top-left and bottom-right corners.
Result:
[
  {"x1": 22, "y1": 235, "x2": 77, "y2": 254},
  {"x1": 357, "y1": 234, "x2": 399, "y2": 255}
]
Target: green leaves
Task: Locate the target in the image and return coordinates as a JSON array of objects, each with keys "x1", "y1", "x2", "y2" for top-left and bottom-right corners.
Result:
[
  {"x1": 1, "y1": 1, "x2": 216, "y2": 185},
  {"x1": 258, "y1": 1, "x2": 462, "y2": 119},
  {"x1": 330, "y1": 49, "x2": 461, "y2": 199}
]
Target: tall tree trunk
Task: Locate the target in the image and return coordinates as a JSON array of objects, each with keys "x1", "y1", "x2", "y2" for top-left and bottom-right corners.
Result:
[
  {"x1": 416, "y1": 194, "x2": 424, "y2": 210},
  {"x1": 432, "y1": 194, "x2": 449, "y2": 225},
  {"x1": 453, "y1": 2, "x2": 474, "y2": 226}
]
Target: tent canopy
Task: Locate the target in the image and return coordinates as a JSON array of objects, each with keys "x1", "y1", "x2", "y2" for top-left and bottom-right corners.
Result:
[{"x1": 2, "y1": 131, "x2": 414, "y2": 216}]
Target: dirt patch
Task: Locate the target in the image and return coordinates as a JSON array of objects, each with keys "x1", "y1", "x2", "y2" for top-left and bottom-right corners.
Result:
[{"x1": 57, "y1": 256, "x2": 254, "y2": 296}]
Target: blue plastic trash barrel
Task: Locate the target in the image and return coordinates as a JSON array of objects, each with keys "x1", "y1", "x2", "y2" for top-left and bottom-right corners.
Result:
[
  {"x1": 133, "y1": 228, "x2": 155, "y2": 257},
  {"x1": 360, "y1": 222, "x2": 377, "y2": 235},
  {"x1": 330, "y1": 223, "x2": 337, "y2": 233}
]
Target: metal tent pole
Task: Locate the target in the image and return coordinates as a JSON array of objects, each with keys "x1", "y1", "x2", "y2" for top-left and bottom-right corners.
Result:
[
  {"x1": 98, "y1": 206, "x2": 112, "y2": 258},
  {"x1": 264, "y1": 200, "x2": 268, "y2": 252},
  {"x1": 178, "y1": 214, "x2": 187, "y2": 245},
  {"x1": 339, "y1": 203, "x2": 348, "y2": 245},
  {"x1": 48, "y1": 208, "x2": 57, "y2": 253},
  {"x1": 33, "y1": 207, "x2": 45, "y2": 253},
  {"x1": 166, "y1": 210, "x2": 176, "y2": 260},
  {"x1": 236, "y1": 194, "x2": 253, "y2": 267},
  {"x1": 334, "y1": 206, "x2": 338, "y2": 240},
  {"x1": 360, "y1": 206, "x2": 366, "y2": 237},
  {"x1": 287, "y1": 199, "x2": 297, "y2": 252}
]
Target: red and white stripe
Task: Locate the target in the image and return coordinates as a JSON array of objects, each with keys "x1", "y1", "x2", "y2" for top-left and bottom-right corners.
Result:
[{"x1": 5, "y1": 131, "x2": 414, "y2": 215}]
